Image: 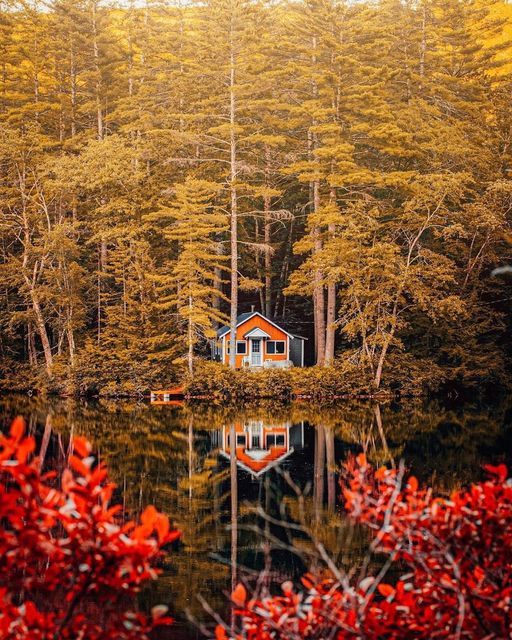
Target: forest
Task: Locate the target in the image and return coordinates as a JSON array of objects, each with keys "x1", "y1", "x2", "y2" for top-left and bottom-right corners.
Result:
[{"x1": 1, "y1": 0, "x2": 512, "y2": 396}]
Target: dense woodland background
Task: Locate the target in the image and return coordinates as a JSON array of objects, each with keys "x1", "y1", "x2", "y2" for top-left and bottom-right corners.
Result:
[{"x1": 1, "y1": 0, "x2": 512, "y2": 395}]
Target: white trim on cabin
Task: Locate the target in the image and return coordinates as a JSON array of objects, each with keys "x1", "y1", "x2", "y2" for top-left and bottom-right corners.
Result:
[
  {"x1": 218, "y1": 311, "x2": 296, "y2": 340},
  {"x1": 249, "y1": 337, "x2": 263, "y2": 366},
  {"x1": 218, "y1": 448, "x2": 296, "y2": 478},
  {"x1": 244, "y1": 327, "x2": 272, "y2": 339},
  {"x1": 266, "y1": 340, "x2": 287, "y2": 355}
]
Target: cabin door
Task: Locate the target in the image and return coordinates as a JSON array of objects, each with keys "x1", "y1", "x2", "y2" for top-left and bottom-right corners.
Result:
[{"x1": 250, "y1": 339, "x2": 262, "y2": 366}]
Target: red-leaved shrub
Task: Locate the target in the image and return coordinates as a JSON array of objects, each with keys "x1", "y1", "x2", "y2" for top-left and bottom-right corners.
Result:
[
  {"x1": 218, "y1": 454, "x2": 512, "y2": 639},
  {"x1": 0, "y1": 417, "x2": 180, "y2": 639}
]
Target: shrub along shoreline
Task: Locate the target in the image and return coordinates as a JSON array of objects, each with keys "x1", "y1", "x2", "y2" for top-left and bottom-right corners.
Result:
[
  {"x1": 1, "y1": 354, "x2": 495, "y2": 400},
  {"x1": 181, "y1": 359, "x2": 438, "y2": 401}
]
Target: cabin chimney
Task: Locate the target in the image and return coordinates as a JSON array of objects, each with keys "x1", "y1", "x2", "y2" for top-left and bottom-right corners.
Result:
[{"x1": 251, "y1": 304, "x2": 255, "y2": 313}]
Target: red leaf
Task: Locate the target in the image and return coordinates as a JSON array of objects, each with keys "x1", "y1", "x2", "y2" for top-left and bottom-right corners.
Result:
[
  {"x1": 155, "y1": 514, "x2": 170, "y2": 543},
  {"x1": 231, "y1": 583, "x2": 247, "y2": 606},
  {"x1": 165, "y1": 529, "x2": 181, "y2": 544},
  {"x1": 215, "y1": 625, "x2": 229, "y2": 640},
  {"x1": 483, "y1": 463, "x2": 507, "y2": 482},
  {"x1": 377, "y1": 583, "x2": 395, "y2": 598},
  {"x1": 17, "y1": 437, "x2": 35, "y2": 464},
  {"x1": 69, "y1": 455, "x2": 90, "y2": 477},
  {"x1": 407, "y1": 476, "x2": 418, "y2": 492},
  {"x1": 0, "y1": 420, "x2": 178, "y2": 640},
  {"x1": 10, "y1": 416, "x2": 25, "y2": 442},
  {"x1": 301, "y1": 574, "x2": 315, "y2": 589},
  {"x1": 356, "y1": 453, "x2": 367, "y2": 467},
  {"x1": 72, "y1": 436, "x2": 92, "y2": 458},
  {"x1": 375, "y1": 466, "x2": 388, "y2": 481},
  {"x1": 141, "y1": 505, "x2": 158, "y2": 527}
]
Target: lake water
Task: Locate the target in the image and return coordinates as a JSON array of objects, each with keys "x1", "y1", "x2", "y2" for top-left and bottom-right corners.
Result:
[{"x1": 1, "y1": 394, "x2": 511, "y2": 638}]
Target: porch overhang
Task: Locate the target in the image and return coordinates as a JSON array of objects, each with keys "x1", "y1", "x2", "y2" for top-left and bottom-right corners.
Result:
[{"x1": 243, "y1": 327, "x2": 271, "y2": 339}]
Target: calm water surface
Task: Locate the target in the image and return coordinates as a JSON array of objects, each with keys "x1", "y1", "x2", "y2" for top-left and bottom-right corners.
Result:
[{"x1": 1, "y1": 394, "x2": 511, "y2": 638}]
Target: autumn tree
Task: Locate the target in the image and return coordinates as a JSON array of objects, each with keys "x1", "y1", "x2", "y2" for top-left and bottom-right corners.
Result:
[
  {"x1": 146, "y1": 178, "x2": 228, "y2": 375},
  {"x1": 0, "y1": 0, "x2": 511, "y2": 392}
]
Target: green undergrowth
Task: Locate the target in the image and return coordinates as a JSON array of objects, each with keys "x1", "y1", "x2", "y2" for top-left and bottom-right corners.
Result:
[
  {"x1": 2, "y1": 350, "x2": 487, "y2": 400},
  {"x1": 183, "y1": 356, "x2": 440, "y2": 401}
]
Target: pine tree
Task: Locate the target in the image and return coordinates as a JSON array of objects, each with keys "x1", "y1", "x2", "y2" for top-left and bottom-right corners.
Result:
[
  {"x1": 0, "y1": 0, "x2": 511, "y2": 392},
  {"x1": 283, "y1": 0, "x2": 387, "y2": 364},
  {"x1": 146, "y1": 178, "x2": 228, "y2": 375},
  {"x1": 190, "y1": 0, "x2": 273, "y2": 368}
]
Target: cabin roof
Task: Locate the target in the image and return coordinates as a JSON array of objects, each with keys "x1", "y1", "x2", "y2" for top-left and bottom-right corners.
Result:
[
  {"x1": 217, "y1": 311, "x2": 307, "y2": 340},
  {"x1": 219, "y1": 447, "x2": 295, "y2": 478}
]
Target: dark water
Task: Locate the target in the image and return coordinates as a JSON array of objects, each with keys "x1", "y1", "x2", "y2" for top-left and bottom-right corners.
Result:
[{"x1": 1, "y1": 394, "x2": 511, "y2": 638}]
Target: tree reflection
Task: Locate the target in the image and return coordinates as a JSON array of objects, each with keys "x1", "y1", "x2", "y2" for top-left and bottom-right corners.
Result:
[{"x1": 1, "y1": 393, "x2": 511, "y2": 633}]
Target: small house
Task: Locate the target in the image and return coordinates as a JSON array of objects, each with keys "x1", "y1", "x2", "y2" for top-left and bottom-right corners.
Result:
[
  {"x1": 217, "y1": 420, "x2": 304, "y2": 477},
  {"x1": 212, "y1": 311, "x2": 306, "y2": 368}
]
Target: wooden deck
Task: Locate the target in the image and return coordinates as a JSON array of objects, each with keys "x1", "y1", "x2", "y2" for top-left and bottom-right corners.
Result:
[{"x1": 150, "y1": 387, "x2": 185, "y2": 403}]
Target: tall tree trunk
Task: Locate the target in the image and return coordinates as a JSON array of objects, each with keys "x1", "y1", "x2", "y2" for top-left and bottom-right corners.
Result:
[
  {"x1": 419, "y1": 4, "x2": 426, "y2": 81},
  {"x1": 325, "y1": 426, "x2": 335, "y2": 511},
  {"x1": 67, "y1": 320, "x2": 75, "y2": 368},
  {"x1": 314, "y1": 424, "x2": 325, "y2": 524},
  {"x1": 374, "y1": 303, "x2": 398, "y2": 389},
  {"x1": 97, "y1": 246, "x2": 102, "y2": 344},
  {"x1": 38, "y1": 413, "x2": 52, "y2": 472},
  {"x1": 70, "y1": 43, "x2": 77, "y2": 137},
  {"x1": 313, "y1": 181, "x2": 325, "y2": 366},
  {"x1": 188, "y1": 415, "x2": 193, "y2": 500},
  {"x1": 310, "y1": 36, "x2": 325, "y2": 365},
  {"x1": 32, "y1": 23, "x2": 40, "y2": 122},
  {"x1": 212, "y1": 242, "x2": 223, "y2": 329},
  {"x1": 188, "y1": 295, "x2": 194, "y2": 376},
  {"x1": 58, "y1": 77, "x2": 65, "y2": 143},
  {"x1": 324, "y1": 184, "x2": 336, "y2": 364},
  {"x1": 374, "y1": 336, "x2": 392, "y2": 389},
  {"x1": 264, "y1": 145, "x2": 272, "y2": 317},
  {"x1": 91, "y1": 0, "x2": 103, "y2": 140},
  {"x1": 228, "y1": 34, "x2": 238, "y2": 369},
  {"x1": 372, "y1": 403, "x2": 393, "y2": 464},
  {"x1": 229, "y1": 423, "x2": 238, "y2": 631},
  {"x1": 254, "y1": 217, "x2": 265, "y2": 312},
  {"x1": 325, "y1": 282, "x2": 336, "y2": 365},
  {"x1": 30, "y1": 292, "x2": 53, "y2": 376},
  {"x1": 274, "y1": 217, "x2": 294, "y2": 318},
  {"x1": 27, "y1": 323, "x2": 38, "y2": 367},
  {"x1": 20, "y1": 191, "x2": 51, "y2": 374}
]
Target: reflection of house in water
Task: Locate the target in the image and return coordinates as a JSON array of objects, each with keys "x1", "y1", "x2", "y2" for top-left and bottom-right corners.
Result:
[{"x1": 214, "y1": 421, "x2": 305, "y2": 477}]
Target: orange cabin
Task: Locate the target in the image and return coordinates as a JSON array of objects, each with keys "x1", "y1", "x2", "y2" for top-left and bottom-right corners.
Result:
[
  {"x1": 212, "y1": 311, "x2": 306, "y2": 369},
  {"x1": 219, "y1": 420, "x2": 304, "y2": 477}
]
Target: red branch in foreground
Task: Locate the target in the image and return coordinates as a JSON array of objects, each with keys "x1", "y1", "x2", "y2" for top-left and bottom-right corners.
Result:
[
  {"x1": 0, "y1": 417, "x2": 180, "y2": 639},
  {"x1": 219, "y1": 454, "x2": 512, "y2": 639}
]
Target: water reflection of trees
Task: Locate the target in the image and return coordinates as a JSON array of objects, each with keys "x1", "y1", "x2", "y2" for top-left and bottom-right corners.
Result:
[{"x1": 1, "y1": 394, "x2": 511, "y2": 630}]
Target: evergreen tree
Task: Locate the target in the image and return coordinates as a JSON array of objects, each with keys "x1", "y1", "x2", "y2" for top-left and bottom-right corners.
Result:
[
  {"x1": 0, "y1": 0, "x2": 511, "y2": 392},
  {"x1": 146, "y1": 178, "x2": 228, "y2": 374}
]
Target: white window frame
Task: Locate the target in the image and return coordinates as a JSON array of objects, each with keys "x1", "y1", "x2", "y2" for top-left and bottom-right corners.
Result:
[
  {"x1": 227, "y1": 340, "x2": 248, "y2": 355},
  {"x1": 266, "y1": 340, "x2": 286, "y2": 355},
  {"x1": 266, "y1": 433, "x2": 286, "y2": 447}
]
